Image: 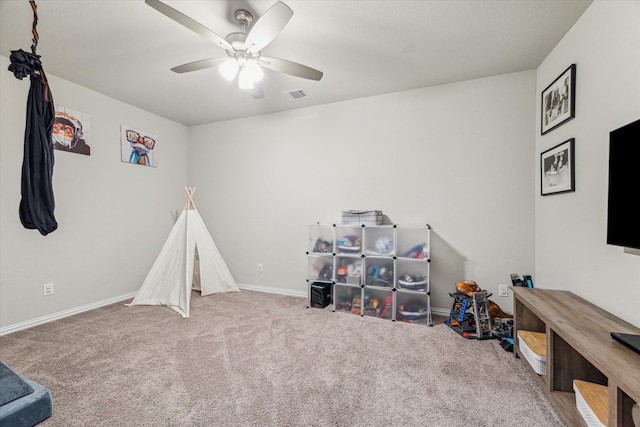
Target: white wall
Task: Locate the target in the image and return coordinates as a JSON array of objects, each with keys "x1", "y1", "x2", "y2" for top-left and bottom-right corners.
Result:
[
  {"x1": 188, "y1": 71, "x2": 536, "y2": 312},
  {"x1": 0, "y1": 55, "x2": 188, "y2": 329},
  {"x1": 5, "y1": 1, "x2": 636, "y2": 331},
  {"x1": 535, "y1": 1, "x2": 640, "y2": 327}
]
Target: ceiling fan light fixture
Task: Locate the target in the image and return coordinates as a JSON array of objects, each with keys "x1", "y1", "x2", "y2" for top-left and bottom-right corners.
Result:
[
  {"x1": 219, "y1": 58, "x2": 239, "y2": 81},
  {"x1": 245, "y1": 60, "x2": 264, "y2": 82},
  {"x1": 238, "y1": 67, "x2": 255, "y2": 90}
]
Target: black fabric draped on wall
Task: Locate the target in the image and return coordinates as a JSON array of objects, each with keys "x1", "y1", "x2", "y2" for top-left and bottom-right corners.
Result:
[
  {"x1": 18, "y1": 70, "x2": 58, "y2": 235},
  {"x1": 8, "y1": 0, "x2": 58, "y2": 236}
]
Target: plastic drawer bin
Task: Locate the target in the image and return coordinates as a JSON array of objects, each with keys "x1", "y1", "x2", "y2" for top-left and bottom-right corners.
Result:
[
  {"x1": 333, "y1": 284, "x2": 362, "y2": 315},
  {"x1": 395, "y1": 291, "x2": 431, "y2": 325},
  {"x1": 362, "y1": 287, "x2": 394, "y2": 320},
  {"x1": 307, "y1": 254, "x2": 334, "y2": 281},
  {"x1": 395, "y1": 258, "x2": 429, "y2": 292},
  {"x1": 334, "y1": 255, "x2": 363, "y2": 285},
  {"x1": 517, "y1": 330, "x2": 547, "y2": 375},
  {"x1": 307, "y1": 224, "x2": 334, "y2": 254},
  {"x1": 335, "y1": 226, "x2": 363, "y2": 255},
  {"x1": 363, "y1": 258, "x2": 394, "y2": 288},
  {"x1": 396, "y1": 226, "x2": 430, "y2": 260},
  {"x1": 363, "y1": 225, "x2": 395, "y2": 256}
]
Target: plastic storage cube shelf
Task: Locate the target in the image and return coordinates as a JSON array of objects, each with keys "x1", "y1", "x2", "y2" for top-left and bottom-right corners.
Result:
[
  {"x1": 517, "y1": 330, "x2": 547, "y2": 375},
  {"x1": 306, "y1": 223, "x2": 432, "y2": 326}
]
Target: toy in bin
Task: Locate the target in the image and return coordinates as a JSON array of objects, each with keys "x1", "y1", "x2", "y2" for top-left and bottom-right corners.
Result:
[
  {"x1": 397, "y1": 273, "x2": 427, "y2": 291},
  {"x1": 334, "y1": 287, "x2": 359, "y2": 313},
  {"x1": 397, "y1": 300, "x2": 429, "y2": 322},
  {"x1": 312, "y1": 238, "x2": 332, "y2": 253},
  {"x1": 366, "y1": 264, "x2": 392, "y2": 287},
  {"x1": 336, "y1": 259, "x2": 362, "y2": 283},
  {"x1": 374, "y1": 237, "x2": 393, "y2": 255},
  {"x1": 337, "y1": 235, "x2": 361, "y2": 254},
  {"x1": 402, "y1": 243, "x2": 427, "y2": 259},
  {"x1": 362, "y1": 291, "x2": 393, "y2": 318}
]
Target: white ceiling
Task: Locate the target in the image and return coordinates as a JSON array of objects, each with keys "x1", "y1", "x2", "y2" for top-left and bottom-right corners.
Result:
[{"x1": 0, "y1": 0, "x2": 592, "y2": 126}]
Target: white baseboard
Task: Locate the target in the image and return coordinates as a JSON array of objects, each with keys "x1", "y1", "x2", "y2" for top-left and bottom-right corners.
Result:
[
  {"x1": 0, "y1": 292, "x2": 137, "y2": 336},
  {"x1": 237, "y1": 283, "x2": 307, "y2": 298},
  {"x1": 1, "y1": 284, "x2": 448, "y2": 336},
  {"x1": 431, "y1": 307, "x2": 450, "y2": 317}
]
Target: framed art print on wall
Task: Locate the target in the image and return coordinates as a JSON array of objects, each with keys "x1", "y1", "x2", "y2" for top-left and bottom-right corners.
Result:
[
  {"x1": 541, "y1": 64, "x2": 576, "y2": 135},
  {"x1": 541, "y1": 138, "x2": 575, "y2": 196},
  {"x1": 120, "y1": 125, "x2": 158, "y2": 168}
]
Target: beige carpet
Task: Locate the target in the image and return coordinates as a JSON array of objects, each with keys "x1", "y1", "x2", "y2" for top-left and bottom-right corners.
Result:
[{"x1": 0, "y1": 290, "x2": 565, "y2": 426}]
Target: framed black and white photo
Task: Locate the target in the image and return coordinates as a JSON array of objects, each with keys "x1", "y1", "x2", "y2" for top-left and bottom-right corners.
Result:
[
  {"x1": 541, "y1": 64, "x2": 576, "y2": 135},
  {"x1": 541, "y1": 138, "x2": 575, "y2": 196}
]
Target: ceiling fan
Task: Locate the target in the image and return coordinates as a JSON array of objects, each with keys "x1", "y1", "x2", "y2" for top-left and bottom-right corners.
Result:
[{"x1": 145, "y1": 0, "x2": 323, "y2": 97}]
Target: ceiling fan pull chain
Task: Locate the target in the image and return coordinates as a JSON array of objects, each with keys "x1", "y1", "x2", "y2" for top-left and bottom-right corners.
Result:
[{"x1": 29, "y1": 0, "x2": 39, "y2": 55}]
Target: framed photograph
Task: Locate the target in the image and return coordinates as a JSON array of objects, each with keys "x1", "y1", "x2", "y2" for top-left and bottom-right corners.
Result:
[
  {"x1": 541, "y1": 138, "x2": 575, "y2": 196},
  {"x1": 541, "y1": 64, "x2": 576, "y2": 135}
]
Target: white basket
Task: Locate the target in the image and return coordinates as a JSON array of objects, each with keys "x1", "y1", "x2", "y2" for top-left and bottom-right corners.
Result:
[
  {"x1": 341, "y1": 210, "x2": 383, "y2": 225},
  {"x1": 518, "y1": 332, "x2": 546, "y2": 375},
  {"x1": 573, "y1": 381, "x2": 607, "y2": 427}
]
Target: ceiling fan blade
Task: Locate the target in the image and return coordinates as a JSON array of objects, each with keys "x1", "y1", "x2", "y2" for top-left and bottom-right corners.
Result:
[
  {"x1": 260, "y1": 57, "x2": 323, "y2": 81},
  {"x1": 145, "y1": 0, "x2": 233, "y2": 51},
  {"x1": 171, "y1": 58, "x2": 227, "y2": 74},
  {"x1": 245, "y1": 1, "x2": 293, "y2": 54}
]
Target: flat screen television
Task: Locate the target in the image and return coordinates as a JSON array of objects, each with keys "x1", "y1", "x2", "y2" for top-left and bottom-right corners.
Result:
[{"x1": 607, "y1": 118, "x2": 640, "y2": 249}]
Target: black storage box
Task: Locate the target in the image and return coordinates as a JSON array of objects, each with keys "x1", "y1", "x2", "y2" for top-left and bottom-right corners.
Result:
[{"x1": 310, "y1": 283, "x2": 332, "y2": 308}]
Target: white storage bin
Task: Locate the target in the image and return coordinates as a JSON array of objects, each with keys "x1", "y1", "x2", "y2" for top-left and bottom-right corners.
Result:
[
  {"x1": 333, "y1": 284, "x2": 362, "y2": 316},
  {"x1": 307, "y1": 254, "x2": 334, "y2": 282},
  {"x1": 573, "y1": 380, "x2": 608, "y2": 427},
  {"x1": 334, "y1": 255, "x2": 363, "y2": 285},
  {"x1": 395, "y1": 291, "x2": 431, "y2": 325},
  {"x1": 362, "y1": 287, "x2": 394, "y2": 320},
  {"x1": 307, "y1": 224, "x2": 334, "y2": 254},
  {"x1": 395, "y1": 258, "x2": 429, "y2": 292},
  {"x1": 335, "y1": 225, "x2": 363, "y2": 255},
  {"x1": 395, "y1": 225, "x2": 430, "y2": 259},
  {"x1": 341, "y1": 210, "x2": 382, "y2": 225},
  {"x1": 362, "y1": 225, "x2": 395, "y2": 255},
  {"x1": 517, "y1": 330, "x2": 547, "y2": 375}
]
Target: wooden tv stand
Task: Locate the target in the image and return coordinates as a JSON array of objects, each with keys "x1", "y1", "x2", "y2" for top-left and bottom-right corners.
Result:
[{"x1": 511, "y1": 287, "x2": 640, "y2": 426}]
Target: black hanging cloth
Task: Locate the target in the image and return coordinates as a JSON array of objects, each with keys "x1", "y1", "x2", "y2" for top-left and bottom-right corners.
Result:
[{"x1": 8, "y1": 1, "x2": 57, "y2": 235}]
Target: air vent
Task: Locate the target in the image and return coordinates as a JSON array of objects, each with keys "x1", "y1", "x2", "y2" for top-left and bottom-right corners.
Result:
[{"x1": 282, "y1": 89, "x2": 309, "y2": 101}]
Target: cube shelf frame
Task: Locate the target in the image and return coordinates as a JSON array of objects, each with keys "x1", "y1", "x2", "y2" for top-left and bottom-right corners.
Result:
[{"x1": 306, "y1": 223, "x2": 432, "y2": 326}]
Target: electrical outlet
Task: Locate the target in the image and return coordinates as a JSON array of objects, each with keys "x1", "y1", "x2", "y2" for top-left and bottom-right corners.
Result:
[
  {"x1": 43, "y1": 283, "x2": 54, "y2": 296},
  {"x1": 498, "y1": 284, "x2": 508, "y2": 297},
  {"x1": 257, "y1": 263, "x2": 263, "y2": 272}
]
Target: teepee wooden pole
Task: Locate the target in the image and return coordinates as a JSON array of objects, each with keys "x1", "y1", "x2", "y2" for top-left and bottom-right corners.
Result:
[{"x1": 185, "y1": 187, "x2": 197, "y2": 210}]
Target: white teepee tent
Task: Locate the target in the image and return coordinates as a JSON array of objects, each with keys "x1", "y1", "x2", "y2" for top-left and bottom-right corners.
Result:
[{"x1": 127, "y1": 187, "x2": 239, "y2": 317}]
